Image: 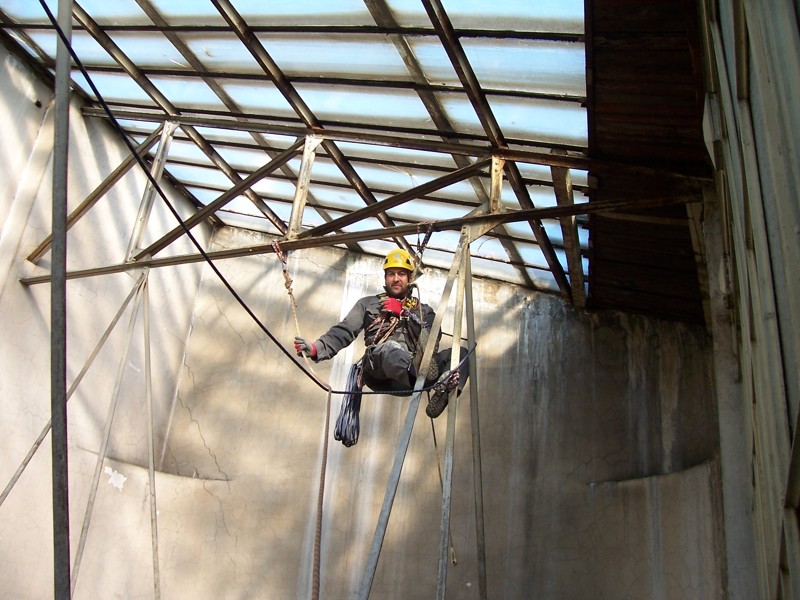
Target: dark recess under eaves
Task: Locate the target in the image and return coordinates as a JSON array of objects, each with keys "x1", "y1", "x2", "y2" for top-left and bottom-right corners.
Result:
[{"x1": 585, "y1": 0, "x2": 711, "y2": 324}]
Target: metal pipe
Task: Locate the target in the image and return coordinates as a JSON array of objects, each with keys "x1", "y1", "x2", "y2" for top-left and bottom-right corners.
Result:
[
  {"x1": 436, "y1": 239, "x2": 468, "y2": 599},
  {"x1": 126, "y1": 121, "x2": 178, "y2": 259},
  {"x1": 71, "y1": 281, "x2": 145, "y2": 595},
  {"x1": 465, "y1": 256, "x2": 488, "y2": 599},
  {"x1": 142, "y1": 276, "x2": 162, "y2": 599},
  {"x1": 51, "y1": 1, "x2": 72, "y2": 597}
]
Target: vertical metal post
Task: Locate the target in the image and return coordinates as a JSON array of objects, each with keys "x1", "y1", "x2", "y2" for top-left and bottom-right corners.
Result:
[
  {"x1": 287, "y1": 135, "x2": 323, "y2": 239},
  {"x1": 51, "y1": 1, "x2": 72, "y2": 598},
  {"x1": 489, "y1": 155, "x2": 504, "y2": 213},
  {"x1": 142, "y1": 274, "x2": 162, "y2": 599},
  {"x1": 126, "y1": 121, "x2": 178, "y2": 259},
  {"x1": 465, "y1": 255, "x2": 488, "y2": 599},
  {"x1": 435, "y1": 237, "x2": 468, "y2": 600}
]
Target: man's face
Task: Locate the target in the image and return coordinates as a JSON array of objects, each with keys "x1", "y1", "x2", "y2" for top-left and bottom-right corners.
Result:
[{"x1": 384, "y1": 268, "x2": 411, "y2": 298}]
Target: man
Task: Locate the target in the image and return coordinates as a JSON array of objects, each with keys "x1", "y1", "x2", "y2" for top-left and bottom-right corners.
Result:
[{"x1": 293, "y1": 248, "x2": 461, "y2": 418}]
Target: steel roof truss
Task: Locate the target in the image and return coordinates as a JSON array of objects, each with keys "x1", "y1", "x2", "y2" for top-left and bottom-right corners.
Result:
[{"x1": 27, "y1": 124, "x2": 164, "y2": 263}]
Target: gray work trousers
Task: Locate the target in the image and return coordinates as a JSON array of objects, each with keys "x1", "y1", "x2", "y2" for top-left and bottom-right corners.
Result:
[{"x1": 362, "y1": 340, "x2": 468, "y2": 396}]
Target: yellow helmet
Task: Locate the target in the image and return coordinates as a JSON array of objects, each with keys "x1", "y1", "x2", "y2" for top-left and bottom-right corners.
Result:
[{"x1": 383, "y1": 248, "x2": 414, "y2": 273}]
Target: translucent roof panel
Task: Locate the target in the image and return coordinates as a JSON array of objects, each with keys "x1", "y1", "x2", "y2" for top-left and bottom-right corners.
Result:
[
  {"x1": 385, "y1": 0, "x2": 584, "y2": 34},
  {"x1": 293, "y1": 84, "x2": 434, "y2": 130},
  {"x1": 436, "y1": 94, "x2": 587, "y2": 148},
  {"x1": 408, "y1": 38, "x2": 585, "y2": 97},
  {"x1": 0, "y1": 0, "x2": 591, "y2": 298},
  {"x1": 254, "y1": 34, "x2": 414, "y2": 81}
]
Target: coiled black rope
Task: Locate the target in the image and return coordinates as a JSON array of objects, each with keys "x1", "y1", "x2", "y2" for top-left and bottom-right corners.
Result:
[
  {"x1": 334, "y1": 362, "x2": 363, "y2": 447},
  {"x1": 332, "y1": 343, "x2": 475, "y2": 446}
]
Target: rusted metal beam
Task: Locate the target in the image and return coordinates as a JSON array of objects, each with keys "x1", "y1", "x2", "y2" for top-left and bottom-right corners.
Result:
[
  {"x1": 21, "y1": 194, "x2": 699, "y2": 285},
  {"x1": 298, "y1": 158, "x2": 492, "y2": 239},
  {"x1": 421, "y1": 0, "x2": 572, "y2": 299},
  {"x1": 551, "y1": 154, "x2": 587, "y2": 308},
  {"x1": 134, "y1": 138, "x2": 304, "y2": 260},
  {"x1": 27, "y1": 124, "x2": 164, "y2": 263},
  {"x1": 72, "y1": 2, "x2": 288, "y2": 233},
  {"x1": 5, "y1": 21, "x2": 584, "y2": 42},
  {"x1": 82, "y1": 107, "x2": 714, "y2": 183}
]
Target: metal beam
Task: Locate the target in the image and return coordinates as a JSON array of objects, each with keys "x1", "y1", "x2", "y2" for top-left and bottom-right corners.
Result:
[
  {"x1": 51, "y1": 2, "x2": 72, "y2": 597},
  {"x1": 287, "y1": 136, "x2": 323, "y2": 239},
  {"x1": 551, "y1": 154, "x2": 587, "y2": 308},
  {"x1": 21, "y1": 194, "x2": 699, "y2": 285},
  {"x1": 421, "y1": 0, "x2": 572, "y2": 299},
  {"x1": 127, "y1": 121, "x2": 177, "y2": 259},
  {"x1": 5, "y1": 21, "x2": 584, "y2": 42},
  {"x1": 72, "y1": 2, "x2": 288, "y2": 233},
  {"x1": 298, "y1": 158, "x2": 491, "y2": 239},
  {"x1": 82, "y1": 108, "x2": 714, "y2": 183},
  {"x1": 464, "y1": 256, "x2": 488, "y2": 599},
  {"x1": 133, "y1": 138, "x2": 304, "y2": 260}
]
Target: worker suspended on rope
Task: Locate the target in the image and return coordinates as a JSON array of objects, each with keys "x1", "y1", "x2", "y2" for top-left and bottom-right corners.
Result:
[{"x1": 293, "y1": 248, "x2": 467, "y2": 421}]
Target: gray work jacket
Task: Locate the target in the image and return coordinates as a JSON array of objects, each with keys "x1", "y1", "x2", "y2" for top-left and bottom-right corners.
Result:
[{"x1": 314, "y1": 294, "x2": 435, "y2": 361}]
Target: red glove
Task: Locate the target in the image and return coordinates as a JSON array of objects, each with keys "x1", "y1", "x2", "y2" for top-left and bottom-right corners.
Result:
[
  {"x1": 294, "y1": 336, "x2": 317, "y2": 358},
  {"x1": 381, "y1": 297, "x2": 403, "y2": 316}
]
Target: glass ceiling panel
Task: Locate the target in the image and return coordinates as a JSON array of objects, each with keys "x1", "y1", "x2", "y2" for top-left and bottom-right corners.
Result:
[
  {"x1": 385, "y1": 0, "x2": 584, "y2": 34},
  {"x1": 180, "y1": 34, "x2": 264, "y2": 73},
  {"x1": 163, "y1": 139, "x2": 217, "y2": 167},
  {"x1": 0, "y1": 0, "x2": 146, "y2": 23},
  {"x1": 166, "y1": 163, "x2": 235, "y2": 190},
  {"x1": 385, "y1": 198, "x2": 475, "y2": 223},
  {"x1": 255, "y1": 34, "x2": 413, "y2": 80},
  {"x1": 488, "y1": 95, "x2": 586, "y2": 146},
  {"x1": 147, "y1": 75, "x2": 228, "y2": 111},
  {"x1": 104, "y1": 32, "x2": 194, "y2": 70},
  {"x1": 460, "y1": 39, "x2": 585, "y2": 96},
  {"x1": 24, "y1": 30, "x2": 110, "y2": 64},
  {"x1": 143, "y1": 0, "x2": 227, "y2": 26},
  {"x1": 218, "y1": 80, "x2": 299, "y2": 119},
  {"x1": 407, "y1": 38, "x2": 584, "y2": 97},
  {"x1": 70, "y1": 70, "x2": 154, "y2": 104},
  {"x1": 292, "y1": 84, "x2": 433, "y2": 129},
  {"x1": 223, "y1": 0, "x2": 376, "y2": 27},
  {"x1": 435, "y1": 93, "x2": 587, "y2": 147}
]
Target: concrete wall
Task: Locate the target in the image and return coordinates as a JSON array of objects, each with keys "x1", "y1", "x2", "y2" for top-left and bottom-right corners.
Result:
[
  {"x1": 0, "y1": 44, "x2": 208, "y2": 599},
  {"x1": 0, "y1": 41, "x2": 726, "y2": 600},
  {"x1": 143, "y1": 226, "x2": 722, "y2": 599}
]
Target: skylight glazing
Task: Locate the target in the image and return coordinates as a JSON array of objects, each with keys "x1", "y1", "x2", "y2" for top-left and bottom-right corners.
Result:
[{"x1": 0, "y1": 0, "x2": 588, "y2": 297}]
